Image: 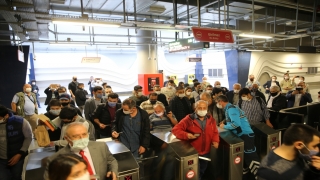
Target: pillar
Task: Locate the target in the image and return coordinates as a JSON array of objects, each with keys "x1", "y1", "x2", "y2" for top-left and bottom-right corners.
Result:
[{"x1": 136, "y1": 30, "x2": 157, "y2": 74}]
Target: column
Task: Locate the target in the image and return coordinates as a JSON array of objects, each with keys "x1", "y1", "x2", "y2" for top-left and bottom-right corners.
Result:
[{"x1": 136, "y1": 30, "x2": 157, "y2": 74}]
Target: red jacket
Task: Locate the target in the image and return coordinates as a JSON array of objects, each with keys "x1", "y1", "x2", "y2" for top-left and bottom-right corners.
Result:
[{"x1": 172, "y1": 113, "x2": 220, "y2": 155}]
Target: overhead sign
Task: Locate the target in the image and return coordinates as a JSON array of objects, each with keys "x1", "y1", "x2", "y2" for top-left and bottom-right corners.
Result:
[
  {"x1": 189, "y1": 58, "x2": 202, "y2": 62},
  {"x1": 192, "y1": 27, "x2": 234, "y2": 43},
  {"x1": 81, "y1": 57, "x2": 101, "y2": 63},
  {"x1": 17, "y1": 50, "x2": 24, "y2": 62},
  {"x1": 168, "y1": 38, "x2": 210, "y2": 53}
]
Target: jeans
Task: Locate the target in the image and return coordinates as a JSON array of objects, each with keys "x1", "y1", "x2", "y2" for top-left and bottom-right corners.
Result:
[
  {"x1": 0, "y1": 158, "x2": 25, "y2": 180},
  {"x1": 199, "y1": 153, "x2": 210, "y2": 180}
]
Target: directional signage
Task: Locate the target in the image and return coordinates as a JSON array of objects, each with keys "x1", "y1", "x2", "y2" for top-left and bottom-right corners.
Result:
[
  {"x1": 192, "y1": 27, "x2": 234, "y2": 43},
  {"x1": 168, "y1": 38, "x2": 210, "y2": 53}
]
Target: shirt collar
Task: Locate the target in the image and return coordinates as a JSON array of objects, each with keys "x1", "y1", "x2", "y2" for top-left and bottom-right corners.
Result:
[{"x1": 194, "y1": 113, "x2": 207, "y2": 121}]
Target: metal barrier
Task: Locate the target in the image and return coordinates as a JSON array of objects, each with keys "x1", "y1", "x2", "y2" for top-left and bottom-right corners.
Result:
[
  {"x1": 214, "y1": 128, "x2": 244, "y2": 180},
  {"x1": 151, "y1": 132, "x2": 199, "y2": 180},
  {"x1": 251, "y1": 123, "x2": 280, "y2": 160}
]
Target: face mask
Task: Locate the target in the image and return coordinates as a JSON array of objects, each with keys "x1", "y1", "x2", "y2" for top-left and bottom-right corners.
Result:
[
  {"x1": 137, "y1": 92, "x2": 143, "y2": 96},
  {"x1": 50, "y1": 109, "x2": 61, "y2": 115},
  {"x1": 298, "y1": 143, "x2": 319, "y2": 162},
  {"x1": 108, "y1": 102, "x2": 117, "y2": 107},
  {"x1": 74, "y1": 171, "x2": 90, "y2": 180},
  {"x1": 299, "y1": 80, "x2": 304, "y2": 83},
  {"x1": 178, "y1": 94, "x2": 185, "y2": 98},
  {"x1": 61, "y1": 102, "x2": 70, "y2": 107},
  {"x1": 96, "y1": 94, "x2": 103, "y2": 99},
  {"x1": 197, "y1": 110, "x2": 207, "y2": 117},
  {"x1": 155, "y1": 91, "x2": 161, "y2": 95},
  {"x1": 241, "y1": 96, "x2": 249, "y2": 101},
  {"x1": 252, "y1": 88, "x2": 258, "y2": 92},
  {"x1": 73, "y1": 78, "x2": 77, "y2": 81},
  {"x1": 155, "y1": 112, "x2": 164, "y2": 117},
  {"x1": 206, "y1": 90, "x2": 212, "y2": 94},
  {"x1": 123, "y1": 110, "x2": 132, "y2": 114},
  {"x1": 272, "y1": 78, "x2": 276, "y2": 82},
  {"x1": 234, "y1": 90, "x2": 239, "y2": 94},
  {"x1": 70, "y1": 137, "x2": 89, "y2": 151},
  {"x1": 186, "y1": 92, "x2": 191, "y2": 96},
  {"x1": 150, "y1": 100, "x2": 157, "y2": 105},
  {"x1": 31, "y1": 82, "x2": 36, "y2": 85},
  {"x1": 249, "y1": 78, "x2": 254, "y2": 81},
  {"x1": 59, "y1": 93, "x2": 65, "y2": 96},
  {"x1": 215, "y1": 85, "x2": 221, "y2": 88},
  {"x1": 25, "y1": 88, "x2": 31, "y2": 93},
  {"x1": 270, "y1": 92, "x2": 278, "y2": 97},
  {"x1": 168, "y1": 85, "x2": 172, "y2": 88},
  {"x1": 284, "y1": 77, "x2": 289, "y2": 80},
  {"x1": 203, "y1": 80, "x2": 207, "y2": 82},
  {"x1": 216, "y1": 103, "x2": 223, "y2": 109}
]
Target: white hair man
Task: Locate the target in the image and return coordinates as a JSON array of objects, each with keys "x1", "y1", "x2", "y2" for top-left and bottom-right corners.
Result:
[{"x1": 226, "y1": 83, "x2": 241, "y2": 105}]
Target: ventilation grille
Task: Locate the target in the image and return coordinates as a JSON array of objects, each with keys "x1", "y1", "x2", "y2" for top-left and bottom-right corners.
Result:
[{"x1": 307, "y1": 67, "x2": 318, "y2": 74}]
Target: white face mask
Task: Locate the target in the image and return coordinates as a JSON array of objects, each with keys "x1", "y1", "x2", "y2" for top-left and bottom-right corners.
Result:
[
  {"x1": 155, "y1": 91, "x2": 161, "y2": 95},
  {"x1": 216, "y1": 103, "x2": 223, "y2": 109},
  {"x1": 234, "y1": 90, "x2": 239, "y2": 94},
  {"x1": 186, "y1": 92, "x2": 192, "y2": 96},
  {"x1": 178, "y1": 94, "x2": 185, "y2": 98},
  {"x1": 284, "y1": 76, "x2": 289, "y2": 80},
  {"x1": 168, "y1": 85, "x2": 172, "y2": 88},
  {"x1": 215, "y1": 85, "x2": 221, "y2": 88},
  {"x1": 299, "y1": 80, "x2": 304, "y2": 83},
  {"x1": 70, "y1": 137, "x2": 89, "y2": 151},
  {"x1": 123, "y1": 110, "x2": 132, "y2": 114},
  {"x1": 137, "y1": 92, "x2": 143, "y2": 96},
  {"x1": 241, "y1": 96, "x2": 249, "y2": 101},
  {"x1": 197, "y1": 110, "x2": 207, "y2": 117},
  {"x1": 203, "y1": 80, "x2": 207, "y2": 82},
  {"x1": 25, "y1": 88, "x2": 32, "y2": 92},
  {"x1": 206, "y1": 90, "x2": 212, "y2": 94},
  {"x1": 272, "y1": 78, "x2": 276, "y2": 82},
  {"x1": 73, "y1": 171, "x2": 90, "y2": 180},
  {"x1": 155, "y1": 112, "x2": 164, "y2": 117},
  {"x1": 31, "y1": 82, "x2": 36, "y2": 85}
]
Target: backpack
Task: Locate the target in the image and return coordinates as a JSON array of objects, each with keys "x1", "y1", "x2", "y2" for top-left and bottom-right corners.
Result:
[{"x1": 238, "y1": 96, "x2": 263, "y2": 111}]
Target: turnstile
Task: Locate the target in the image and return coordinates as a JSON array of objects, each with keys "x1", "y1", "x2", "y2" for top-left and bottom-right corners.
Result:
[
  {"x1": 215, "y1": 128, "x2": 244, "y2": 180},
  {"x1": 106, "y1": 141, "x2": 140, "y2": 180},
  {"x1": 252, "y1": 123, "x2": 280, "y2": 160},
  {"x1": 152, "y1": 132, "x2": 199, "y2": 180}
]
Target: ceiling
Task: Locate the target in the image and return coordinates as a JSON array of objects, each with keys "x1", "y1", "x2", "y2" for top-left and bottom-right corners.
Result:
[{"x1": 0, "y1": 0, "x2": 320, "y2": 52}]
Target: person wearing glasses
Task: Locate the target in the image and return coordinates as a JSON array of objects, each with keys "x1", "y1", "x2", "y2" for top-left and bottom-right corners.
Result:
[{"x1": 44, "y1": 122, "x2": 118, "y2": 180}]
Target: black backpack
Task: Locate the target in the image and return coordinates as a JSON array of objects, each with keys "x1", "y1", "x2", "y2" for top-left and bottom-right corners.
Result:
[{"x1": 238, "y1": 96, "x2": 263, "y2": 111}]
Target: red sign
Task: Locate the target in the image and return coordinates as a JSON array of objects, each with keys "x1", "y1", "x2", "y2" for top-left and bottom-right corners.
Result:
[
  {"x1": 234, "y1": 156, "x2": 241, "y2": 164},
  {"x1": 186, "y1": 170, "x2": 195, "y2": 179},
  {"x1": 192, "y1": 27, "x2": 234, "y2": 43}
]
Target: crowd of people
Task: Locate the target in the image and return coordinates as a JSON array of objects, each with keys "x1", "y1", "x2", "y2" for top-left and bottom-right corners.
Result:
[{"x1": 0, "y1": 73, "x2": 319, "y2": 180}]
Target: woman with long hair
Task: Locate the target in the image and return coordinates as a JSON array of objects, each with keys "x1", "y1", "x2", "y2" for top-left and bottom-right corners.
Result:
[{"x1": 48, "y1": 154, "x2": 89, "y2": 180}]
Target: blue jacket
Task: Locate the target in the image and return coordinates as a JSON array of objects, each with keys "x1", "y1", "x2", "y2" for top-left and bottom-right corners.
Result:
[
  {"x1": 286, "y1": 91, "x2": 312, "y2": 108},
  {"x1": 223, "y1": 103, "x2": 253, "y2": 136}
]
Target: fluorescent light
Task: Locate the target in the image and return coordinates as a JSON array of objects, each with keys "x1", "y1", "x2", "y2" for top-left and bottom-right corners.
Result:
[
  {"x1": 239, "y1": 33, "x2": 272, "y2": 39},
  {"x1": 49, "y1": 42, "x2": 88, "y2": 46},
  {"x1": 52, "y1": 19, "x2": 121, "y2": 28},
  {"x1": 246, "y1": 49, "x2": 264, "y2": 52}
]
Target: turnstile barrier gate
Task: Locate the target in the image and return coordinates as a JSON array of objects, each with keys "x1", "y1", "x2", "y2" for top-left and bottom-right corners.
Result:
[{"x1": 251, "y1": 123, "x2": 280, "y2": 160}]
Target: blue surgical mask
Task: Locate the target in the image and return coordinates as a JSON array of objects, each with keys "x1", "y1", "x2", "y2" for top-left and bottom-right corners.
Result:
[
  {"x1": 96, "y1": 94, "x2": 103, "y2": 99},
  {"x1": 108, "y1": 101, "x2": 117, "y2": 107},
  {"x1": 50, "y1": 109, "x2": 61, "y2": 115},
  {"x1": 298, "y1": 143, "x2": 319, "y2": 162}
]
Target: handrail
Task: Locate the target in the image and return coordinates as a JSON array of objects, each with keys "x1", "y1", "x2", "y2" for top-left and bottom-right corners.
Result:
[{"x1": 280, "y1": 102, "x2": 320, "y2": 113}]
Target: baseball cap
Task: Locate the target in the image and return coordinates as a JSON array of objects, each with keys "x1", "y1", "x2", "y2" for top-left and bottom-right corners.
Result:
[{"x1": 59, "y1": 93, "x2": 70, "y2": 100}]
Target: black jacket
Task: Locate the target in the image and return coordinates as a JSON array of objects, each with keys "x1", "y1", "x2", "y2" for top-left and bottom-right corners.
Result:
[
  {"x1": 252, "y1": 90, "x2": 267, "y2": 104},
  {"x1": 169, "y1": 96, "x2": 192, "y2": 122},
  {"x1": 44, "y1": 87, "x2": 58, "y2": 105},
  {"x1": 266, "y1": 94, "x2": 287, "y2": 111},
  {"x1": 157, "y1": 93, "x2": 168, "y2": 106},
  {"x1": 226, "y1": 90, "x2": 238, "y2": 104},
  {"x1": 75, "y1": 89, "x2": 88, "y2": 106},
  {"x1": 112, "y1": 106, "x2": 150, "y2": 149},
  {"x1": 263, "y1": 81, "x2": 281, "y2": 94},
  {"x1": 93, "y1": 103, "x2": 122, "y2": 136}
]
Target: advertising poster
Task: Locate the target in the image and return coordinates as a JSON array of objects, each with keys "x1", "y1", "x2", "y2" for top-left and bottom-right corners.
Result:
[
  {"x1": 188, "y1": 74, "x2": 195, "y2": 84},
  {"x1": 148, "y1": 77, "x2": 159, "y2": 91}
]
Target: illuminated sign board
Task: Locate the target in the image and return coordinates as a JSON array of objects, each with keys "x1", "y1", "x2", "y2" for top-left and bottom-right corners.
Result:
[{"x1": 168, "y1": 38, "x2": 210, "y2": 53}]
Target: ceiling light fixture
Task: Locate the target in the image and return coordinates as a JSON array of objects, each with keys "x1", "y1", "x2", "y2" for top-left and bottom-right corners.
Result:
[
  {"x1": 246, "y1": 49, "x2": 265, "y2": 52},
  {"x1": 239, "y1": 33, "x2": 272, "y2": 39},
  {"x1": 49, "y1": 42, "x2": 88, "y2": 46},
  {"x1": 52, "y1": 19, "x2": 121, "y2": 28}
]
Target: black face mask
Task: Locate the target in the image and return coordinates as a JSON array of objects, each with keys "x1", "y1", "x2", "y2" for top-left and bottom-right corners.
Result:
[
  {"x1": 250, "y1": 78, "x2": 254, "y2": 81},
  {"x1": 73, "y1": 78, "x2": 77, "y2": 81},
  {"x1": 61, "y1": 102, "x2": 70, "y2": 107},
  {"x1": 270, "y1": 92, "x2": 278, "y2": 97},
  {"x1": 150, "y1": 100, "x2": 157, "y2": 105}
]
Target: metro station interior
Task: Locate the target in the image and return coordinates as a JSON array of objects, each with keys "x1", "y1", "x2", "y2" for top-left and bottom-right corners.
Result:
[{"x1": 0, "y1": 0, "x2": 320, "y2": 180}]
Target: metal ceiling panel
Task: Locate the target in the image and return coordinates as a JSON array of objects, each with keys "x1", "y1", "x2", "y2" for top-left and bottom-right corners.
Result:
[
  {"x1": 34, "y1": 0, "x2": 50, "y2": 13},
  {"x1": 14, "y1": 0, "x2": 33, "y2": 4},
  {"x1": 228, "y1": 2, "x2": 264, "y2": 10}
]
